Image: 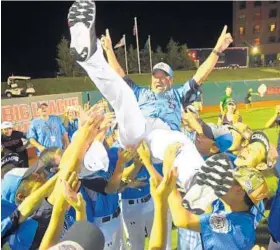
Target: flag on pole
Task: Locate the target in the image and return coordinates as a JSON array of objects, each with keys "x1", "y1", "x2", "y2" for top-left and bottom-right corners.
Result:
[
  {"x1": 134, "y1": 17, "x2": 141, "y2": 74},
  {"x1": 133, "y1": 23, "x2": 136, "y2": 36},
  {"x1": 148, "y1": 35, "x2": 153, "y2": 73},
  {"x1": 114, "y1": 37, "x2": 125, "y2": 49}
]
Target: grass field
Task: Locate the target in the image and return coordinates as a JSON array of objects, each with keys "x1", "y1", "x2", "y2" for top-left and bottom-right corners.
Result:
[
  {"x1": 2, "y1": 67, "x2": 280, "y2": 96},
  {"x1": 144, "y1": 106, "x2": 279, "y2": 250}
]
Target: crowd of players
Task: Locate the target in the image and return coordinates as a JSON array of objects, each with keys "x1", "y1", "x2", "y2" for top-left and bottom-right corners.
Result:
[{"x1": 1, "y1": 1, "x2": 280, "y2": 250}]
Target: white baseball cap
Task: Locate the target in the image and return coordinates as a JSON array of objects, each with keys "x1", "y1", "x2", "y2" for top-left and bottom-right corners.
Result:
[
  {"x1": 152, "y1": 62, "x2": 174, "y2": 77},
  {"x1": 1, "y1": 121, "x2": 13, "y2": 129},
  {"x1": 79, "y1": 140, "x2": 109, "y2": 179}
]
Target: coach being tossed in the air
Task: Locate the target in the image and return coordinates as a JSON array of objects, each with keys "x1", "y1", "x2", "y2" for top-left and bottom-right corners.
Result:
[
  {"x1": 97, "y1": 26, "x2": 233, "y2": 189},
  {"x1": 68, "y1": 0, "x2": 233, "y2": 211}
]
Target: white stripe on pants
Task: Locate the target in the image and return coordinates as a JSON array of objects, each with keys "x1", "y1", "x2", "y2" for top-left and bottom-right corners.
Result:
[{"x1": 79, "y1": 41, "x2": 205, "y2": 191}]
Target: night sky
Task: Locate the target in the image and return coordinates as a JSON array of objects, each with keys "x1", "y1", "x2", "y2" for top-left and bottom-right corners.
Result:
[{"x1": 1, "y1": 1, "x2": 233, "y2": 80}]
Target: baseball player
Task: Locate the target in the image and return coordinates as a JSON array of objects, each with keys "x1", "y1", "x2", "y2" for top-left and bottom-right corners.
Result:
[
  {"x1": 92, "y1": 147, "x2": 125, "y2": 250},
  {"x1": 67, "y1": 0, "x2": 233, "y2": 200},
  {"x1": 120, "y1": 157, "x2": 172, "y2": 250},
  {"x1": 168, "y1": 152, "x2": 269, "y2": 250}
]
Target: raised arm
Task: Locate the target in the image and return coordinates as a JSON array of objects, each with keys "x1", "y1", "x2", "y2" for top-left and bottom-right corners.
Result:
[
  {"x1": 40, "y1": 112, "x2": 104, "y2": 248},
  {"x1": 137, "y1": 141, "x2": 163, "y2": 181},
  {"x1": 193, "y1": 25, "x2": 233, "y2": 85},
  {"x1": 162, "y1": 143, "x2": 200, "y2": 231},
  {"x1": 148, "y1": 168, "x2": 177, "y2": 250},
  {"x1": 101, "y1": 29, "x2": 126, "y2": 77},
  {"x1": 39, "y1": 172, "x2": 81, "y2": 250},
  {"x1": 265, "y1": 106, "x2": 280, "y2": 128},
  {"x1": 105, "y1": 147, "x2": 136, "y2": 193}
]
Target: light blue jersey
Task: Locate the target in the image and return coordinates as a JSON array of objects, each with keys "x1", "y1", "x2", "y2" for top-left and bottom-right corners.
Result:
[
  {"x1": 197, "y1": 199, "x2": 255, "y2": 250},
  {"x1": 27, "y1": 115, "x2": 66, "y2": 154},
  {"x1": 124, "y1": 76, "x2": 199, "y2": 131}
]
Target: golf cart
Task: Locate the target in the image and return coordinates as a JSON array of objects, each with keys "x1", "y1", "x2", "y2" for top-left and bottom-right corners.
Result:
[{"x1": 5, "y1": 76, "x2": 35, "y2": 98}]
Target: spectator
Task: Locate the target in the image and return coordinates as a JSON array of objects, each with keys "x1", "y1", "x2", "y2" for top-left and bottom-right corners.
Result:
[
  {"x1": 218, "y1": 100, "x2": 242, "y2": 126},
  {"x1": 1, "y1": 121, "x2": 29, "y2": 168},
  {"x1": 63, "y1": 106, "x2": 79, "y2": 142},
  {"x1": 219, "y1": 86, "x2": 232, "y2": 114},
  {"x1": 265, "y1": 105, "x2": 280, "y2": 129},
  {"x1": 27, "y1": 103, "x2": 69, "y2": 155}
]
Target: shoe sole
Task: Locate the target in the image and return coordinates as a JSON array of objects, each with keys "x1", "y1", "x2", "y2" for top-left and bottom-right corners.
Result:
[
  {"x1": 68, "y1": 0, "x2": 96, "y2": 62},
  {"x1": 182, "y1": 153, "x2": 234, "y2": 214},
  {"x1": 197, "y1": 154, "x2": 234, "y2": 197}
]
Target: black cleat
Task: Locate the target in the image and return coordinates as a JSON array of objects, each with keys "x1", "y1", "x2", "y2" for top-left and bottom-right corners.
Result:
[
  {"x1": 182, "y1": 153, "x2": 235, "y2": 214},
  {"x1": 68, "y1": 0, "x2": 97, "y2": 62}
]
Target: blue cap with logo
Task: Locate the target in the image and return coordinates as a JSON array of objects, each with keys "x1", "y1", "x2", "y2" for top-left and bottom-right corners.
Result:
[{"x1": 201, "y1": 123, "x2": 233, "y2": 152}]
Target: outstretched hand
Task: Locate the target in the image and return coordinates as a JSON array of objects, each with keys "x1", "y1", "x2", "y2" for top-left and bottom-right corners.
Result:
[
  {"x1": 137, "y1": 141, "x2": 152, "y2": 166},
  {"x1": 62, "y1": 171, "x2": 85, "y2": 212},
  {"x1": 215, "y1": 25, "x2": 233, "y2": 53},
  {"x1": 163, "y1": 142, "x2": 182, "y2": 176},
  {"x1": 118, "y1": 146, "x2": 137, "y2": 165},
  {"x1": 101, "y1": 29, "x2": 113, "y2": 52},
  {"x1": 150, "y1": 168, "x2": 178, "y2": 202}
]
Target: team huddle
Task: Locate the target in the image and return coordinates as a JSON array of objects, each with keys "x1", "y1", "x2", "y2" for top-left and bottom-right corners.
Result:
[{"x1": 1, "y1": 1, "x2": 280, "y2": 250}]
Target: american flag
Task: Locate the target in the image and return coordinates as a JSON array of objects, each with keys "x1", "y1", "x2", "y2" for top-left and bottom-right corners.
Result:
[{"x1": 133, "y1": 23, "x2": 136, "y2": 36}]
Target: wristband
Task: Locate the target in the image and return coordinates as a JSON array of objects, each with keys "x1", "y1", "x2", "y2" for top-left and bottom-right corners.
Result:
[{"x1": 212, "y1": 49, "x2": 223, "y2": 57}]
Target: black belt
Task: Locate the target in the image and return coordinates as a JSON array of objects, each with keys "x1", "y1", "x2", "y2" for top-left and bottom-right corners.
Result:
[
  {"x1": 128, "y1": 194, "x2": 151, "y2": 205},
  {"x1": 101, "y1": 207, "x2": 121, "y2": 223}
]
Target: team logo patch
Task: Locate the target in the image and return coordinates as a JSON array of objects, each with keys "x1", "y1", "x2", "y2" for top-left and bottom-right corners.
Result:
[
  {"x1": 244, "y1": 180, "x2": 253, "y2": 193},
  {"x1": 209, "y1": 213, "x2": 230, "y2": 233}
]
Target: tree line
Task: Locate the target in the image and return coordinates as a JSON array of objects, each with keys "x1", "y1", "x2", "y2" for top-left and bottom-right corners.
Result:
[{"x1": 57, "y1": 37, "x2": 196, "y2": 77}]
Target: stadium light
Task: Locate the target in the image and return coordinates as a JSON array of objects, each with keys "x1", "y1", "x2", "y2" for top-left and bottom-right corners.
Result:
[{"x1": 252, "y1": 46, "x2": 259, "y2": 54}]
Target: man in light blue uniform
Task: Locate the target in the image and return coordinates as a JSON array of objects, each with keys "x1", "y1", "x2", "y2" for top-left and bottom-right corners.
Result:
[
  {"x1": 68, "y1": 1, "x2": 233, "y2": 201},
  {"x1": 28, "y1": 103, "x2": 69, "y2": 156}
]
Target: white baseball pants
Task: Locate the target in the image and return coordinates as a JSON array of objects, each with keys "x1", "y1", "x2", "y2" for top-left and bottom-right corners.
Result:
[
  {"x1": 120, "y1": 195, "x2": 172, "y2": 250},
  {"x1": 94, "y1": 214, "x2": 121, "y2": 250}
]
